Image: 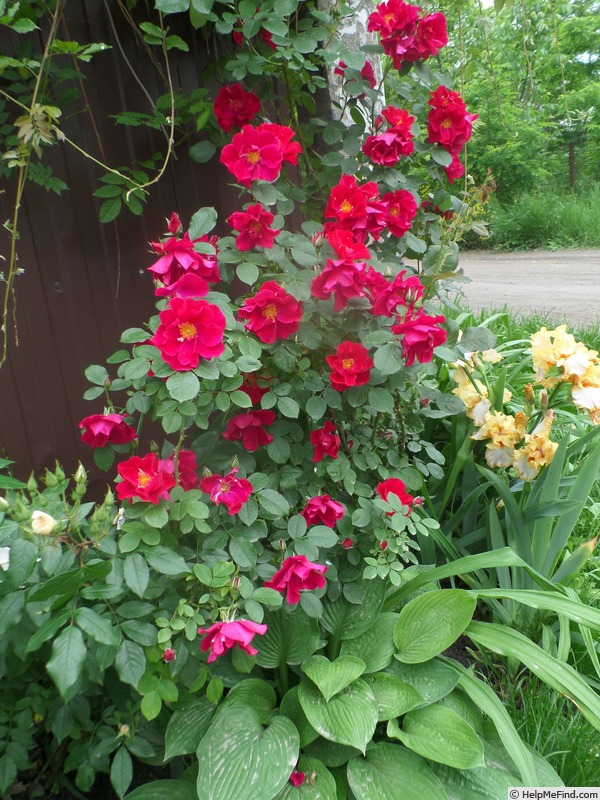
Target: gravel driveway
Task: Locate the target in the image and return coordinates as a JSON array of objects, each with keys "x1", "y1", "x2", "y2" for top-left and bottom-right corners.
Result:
[{"x1": 454, "y1": 249, "x2": 600, "y2": 327}]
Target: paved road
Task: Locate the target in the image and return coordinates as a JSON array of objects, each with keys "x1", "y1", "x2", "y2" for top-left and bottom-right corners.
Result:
[{"x1": 454, "y1": 249, "x2": 600, "y2": 327}]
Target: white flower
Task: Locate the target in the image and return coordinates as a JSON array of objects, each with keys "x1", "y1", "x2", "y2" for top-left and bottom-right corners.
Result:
[
  {"x1": 0, "y1": 547, "x2": 10, "y2": 571},
  {"x1": 31, "y1": 510, "x2": 57, "y2": 535}
]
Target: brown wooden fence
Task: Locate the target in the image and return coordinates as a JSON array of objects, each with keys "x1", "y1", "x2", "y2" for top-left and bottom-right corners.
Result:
[{"x1": 0, "y1": 1, "x2": 240, "y2": 483}]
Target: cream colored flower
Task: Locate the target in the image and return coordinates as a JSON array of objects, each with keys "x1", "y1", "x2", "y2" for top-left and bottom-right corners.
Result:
[
  {"x1": 31, "y1": 510, "x2": 57, "y2": 535},
  {"x1": 512, "y1": 413, "x2": 558, "y2": 481},
  {"x1": 473, "y1": 410, "x2": 528, "y2": 470},
  {"x1": 0, "y1": 547, "x2": 9, "y2": 571},
  {"x1": 531, "y1": 325, "x2": 598, "y2": 386},
  {"x1": 481, "y1": 349, "x2": 503, "y2": 363}
]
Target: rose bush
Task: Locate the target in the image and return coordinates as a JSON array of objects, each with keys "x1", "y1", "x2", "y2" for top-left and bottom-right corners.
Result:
[{"x1": 1, "y1": 0, "x2": 599, "y2": 798}]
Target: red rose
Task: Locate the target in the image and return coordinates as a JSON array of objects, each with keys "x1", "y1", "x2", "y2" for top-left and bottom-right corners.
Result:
[
  {"x1": 325, "y1": 175, "x2": 369, "y2": 227},
  {"x1": 158, "y1": 449, "x2": 198, "y2": 491},
  {"x1": 154, "y1": 273, "x2": 210, "y2": 300},
  {"x1": 116, "y1": 453, "x2": 176, "y2": 504},
  {"x1": 167, "y1": 212, "x2": 182, "y2": 234},
  {"x1": 362, "y1": 131, "x2": 410, "y2": 166},
  {"x1": 197, "y1": 619, "x2": 267, "y2": 663},
  {"x1": 325, "y1": 228, "x2": 371, "y2": 261},
  {"x1": 213, "y1": 83, "x2": 261, "y2": 133},
  {"x1": 412, "y1": 12, "x2": 448, "y2": 60},
  {"x1": 376, "y1": 477, "x2": 416, "y2": 515},
  {"x1": 382, "y1": 189, "x2": 418, "y2": 238},
  {"x1": 79, "y1": 413, "x2": 137, "y2": 448},
  {"x1": 301, "y1": 494, "x2": 346, "y2": 528},
  {"x1": 365, "y1": 267, "x2": 424, "y2": 317},
  {"x1": 310, "y1": 420, "x2": 341, "y2": 462},
  {"x1": 222, "y1": 410, "x2": 276, "y2": 451},
  {"x1": 311, "y1": 259, "x2": 367, "y2": 311},
  {"x1": 264, "y1": 555, "x2": 328, "y2": 604},
  {"x1": 326, "y1": 341, "x2": 374, "y2": 391},
  {"x1": 220, "y1": 124, "x2": 284, "y2": 187},
  {"x1": 334, "y1": 60, "x2": 377, "y2": 92},
  {"x1": 444, "y1": 154, "x2": 465, "y2": 184},
  {"x1": 227, "y1": 203, "x2": 280, "y2": 251},
  {"x1": 427, "y1": 87, "x2": 477, "y2": 155},
  {"x1": 341, "y1": 537, "x2": 353, "y2": 549},
  {"x1": 162, "y1": 648, "x2": 176, "y2": 663},
  {"x1": 199, "y1": 467, "x2": 253, "y2": 515},
  {"x1": 391, "y1": 309, "x2": 447, "y2": 366},
  {"x1": 151, "y1": 297, "x2": 226, "y2": 371},
  {"x1": 148, "y1": 231, "x2": 220, "y2": 291},
  {"x1": 239, "y1": 373, "x2": 270, "y2": 405},
  {"x1": 368, "y1": 0, "x2": 419, "y2": 41},
  {"x1": 257, "y1": 123, "x2": 302, "y2": 166},
  {"x1": 238, "y1": 281, "x2": 302, "y2": 344},
  {"x1": 289, "y1": 772, "x2": 306, "y2": 788}
]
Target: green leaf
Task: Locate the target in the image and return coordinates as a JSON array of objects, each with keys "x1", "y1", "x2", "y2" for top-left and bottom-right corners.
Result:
[
  {"x1": 363, "y1": 673, "x2": 423, "y2": 721},
  {"x1": 125, "y1": 781, "x2": 197, "y2": 800},
  {"x1": 237, "y1": 262, "x2": 260, "y2": 285},
  {"x1": 189, "y1": 206, "x2": 217, "y2": 238},
  {"x1": 111, "y1": 746, "x2": 133, "y2": 799},
  {"x1": 115, "y1": 640, "x2": 146, "y2": 688},
  {"x1": 155, "y1": 0, "x2": 190, "y2": 12},
  {"x1": 167, "y1": 372, "x2": 200, "y2": 402},
  {"x1": 298, "y1": 679, "x2": 377, "y2": 754},
  {"x1": 394, "y1": 589, "x2": 477, "y2": 663},
  {"x1": 196, "y1": 707, "x2": 299, "y2": 800},
  {"x1": 321, "y1": 579, "x2": 385, "y2": 641},
  {"x1": 165, "y1": 699, "x2": 216, "y2": 759},
  {"x1": 367, "y1": 387, "x2": 395, "y2": 413},
  {"x1": 258, "y1": 489, "x2": 290, "y2": 516},
  {"x1": 373, "y1": 343, "x2": 405, "y2": 375},
  {"x1": 219, "y1": 678, "x2": 276, "y2": 722},
  {"x1": 141, "y1": 690, "x2": 162, "y2": 721},
  {"x1": 29, "y1": 567, "x2": 85, "y2": 601},
  {"x1": 100, "y1": 197, "x2": 122, "y2": 223},
  {"x1": 75, "y1": 607, "x2": 120, "y2": 646},
  {"x1": 145, "y1": 546, "x2": 190, "y2": 575},
  {"x1": 190, "y1": 140, "x2": 217, "y2": 162},
  {"x1": 278, "y1": 396, "x2": 300, "y2": 419},
  {"x1": 124, "y1": 553, "x2": 150, "y2": 597},
  {"x1": 143, "y1": 505, "x2": 169, "y2": 528},
  {"x1": 305, "y1": 396, "x2": 327, "y2": 420},
  {"x1": 256, "y1": 606, "x2": 320, "y2": 667},
  {"x1": 302, "y1": 656, "x2": 366, "y2": 702},
  {"x1": 466, "y1": 621, "x2": 600, "y2": 732},
  {"x1": 459, "y1": 327, "x2": 497, "y2": 353},
  {"x1": 387, "y1": 659, "x2": 460, "y2": 705},
  {"x1": 387, "y1": 705, "x2": 485, "y2": 769},
  {"x1": 26, "y1": 608, "x2": 71, "y2": 653},
  {"x1": 340, "y1": 613, "x2": 399, "y2": 673},
  {"x1": 347, "y1": 743, "x2": 447, "y2": 800},
  {"x1": 47, "y1": 626, "x2": 86, "y2": 699},
  {"x1": 0, "y1": 755, "x2": 17, "y2": 797}
]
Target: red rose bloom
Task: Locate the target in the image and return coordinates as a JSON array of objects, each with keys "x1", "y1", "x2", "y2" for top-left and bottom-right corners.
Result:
[
  {"x1": 116, "y1": 453, "x2": 176, "y2": 504},
  {"x1": 158, "y1": 449, "x2": 198, "y2": 491},
  {"x1": 301, "y1": 495, "x2": 346, "y2": 528},
  {"x1": 289, "y1": 772, "x2": 306, "y2": 788},
  {"x1": 220, "y1": 124, "x2": 284, "y2": 187},
  {"x1": 238, "y1": 281, "x2": 303, "y2": 344},
  {"x1": 311, "y1": 259, "x2": 367, "y2": 312},
  {"x1": 412, "y1": 12, "x2": 448, "y2": 60},
  {"x1": 213, "y1": 83, "x2": 261, "y2": 133},
  {"x1": 368, "y1": 0, "x2": 419, "y2": 41},
  {"x1": 310, "y1": 420, "x2": 341, "y2": 462},
  {"x1": 325, "y1": 228, "x2": 371, "y2": 261},
  {"x1": 444, "y1": 154, "x2": 465, "y2": 184},
  {"x1": 148, "y1": 231, "x2": 220, "y2": 291},
  {"x1": 365, "y1": 268, "x2": 424, "y2": 317},
  {"x1": 222, "y1": 410, "x2": 276, "y2": 451},
  {"x1": 427, "y1": 87, "x2": 477, "y2": 155},
  {"x1": 264, "y1": 555, "x2": 328, "y2": 604},
  {"x1": 79, "y1": 413, "x2": 137, "y2": 448},
  {"x1": 325, "y1": 175, "x2": 369, "y2": 228},
  {"x1": 154, "y1": 273, "x2": 210, "y2": 299},
  {"x1": 227, "y1": 203, "x2": 280, "y2": 251},
  {"x1": 197, "y1": 619, "x2": 267, "y2": 663},
  {"x1": 151, "y1": 297, "x2": 226, "y2": 371},
  {"x1": 239, "y1": 373, "x2": 270, "y2": 405},
  {"x1": 391, "y1": 309, "x2": 447, "y2": 366},
  {"x1": 199, "y1": 467, "x2": 253, "y2": 515},
  {"x1": 257, "y1": 123, "x2": 302, "y2": 166},
  {"x1": 167, "y1": 212, "x2": 182, "y2": 234},
  {"x1": 376, "y1": 477, "x2": 416, "y2": 515},
  {"x1": 362, "y1": 131, "x2": 410, "y2": 166},
  {"x1": 382, "y1": 189, "x2": 418, "y2": 238},
  {"x1": 326, "y1": 341, "x2": 374, "y2": 391}
]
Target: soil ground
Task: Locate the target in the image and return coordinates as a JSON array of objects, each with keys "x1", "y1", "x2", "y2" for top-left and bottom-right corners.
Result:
[{"x1": 454, "y1": 248, "x2": 600, "y2": 326}]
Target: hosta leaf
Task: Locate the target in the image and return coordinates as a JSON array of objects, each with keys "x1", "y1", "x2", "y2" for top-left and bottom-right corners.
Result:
[
  {"x1": 321, "y1": 579, "x2": 385, "y2": 641},
  {"x1": 394, "y1": 589, "x2": 476, "y2": 663},
  {"x1": 363, "y1": 673, "x2": 423, "y2": 721},
  {"x1": 302, "y1": 655, "x2": 366, "y2": 702},
  {"x1": 340, "y1": 613, "x2": 398, "y2": 673},
  {"x1": 347, "y1": 743, "x2": 446, "y2": 800},
  {"x1": 298, "y1": 678, "x2": 377, "y2": 754},
  {"x1": 256, "y1": 606, "x2": 320, "y2": 667},
  {"x1": 165, "y1": 698, "x2": 216, "y2": 759},
  {"x1": 196, "y1": 707, "x2": 299, "y2": 800}
]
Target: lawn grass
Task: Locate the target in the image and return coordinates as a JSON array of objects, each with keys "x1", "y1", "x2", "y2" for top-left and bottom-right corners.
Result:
[{"x1": 483, "y1": 186, "x2": 600, "y2": 251}]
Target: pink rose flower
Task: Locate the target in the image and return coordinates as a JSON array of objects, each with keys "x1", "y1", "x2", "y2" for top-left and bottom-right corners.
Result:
[
  {"x1": 310, "y1": 420, "x2": 341, "y2": 462},
  {"x1": 227, "y1": 203, "x2": 281, "y2": 251},
  {"x1": 376, "y1": 477, "x2": 416, "y2": 515},
  {"x1": 301, "y1": 494, "x2": 346, "y2": 528},
  {"x1": 289, "y1": 772, "x2": 306, "y2": 788},
  {"x1": 237, "y1": 281, "x2": 302, "y2": 344},
  {"x1": 222, "y1": 410, "x2": 276, "y2": 451},
  {"x1": 79, "y1": 413, "x2": 137, "y2": 448},
  {"x1": 148, "y1": 231, "x2": 220, "y2": 291},
  {"x1": 264, "y1": 554, "x2": 328, "y2": 604},
  {"x1": 326, "y1": 341, "x2": 374, "y2": 391},
  {"x1": 199, "y1": 467, "x2": 253, "y2": 515},
  {"x1": 213, "y1": 83, "x2": 261, "y2": 133},
  {"x1": 151, "y1": 297, "x2": 226, "y2": 371},
  {"x1": 197, "y1": 619, "x2": 267, "y2": 662},
  {"x1": 311, "y1": 259, "x2": 367, "y2": 312},
  {"x1": 391, "y1": 309, "x2": 447, "y2": 366},
  {"x1": 116, "y1": 453, "x2": 176, "y2": 504}
]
